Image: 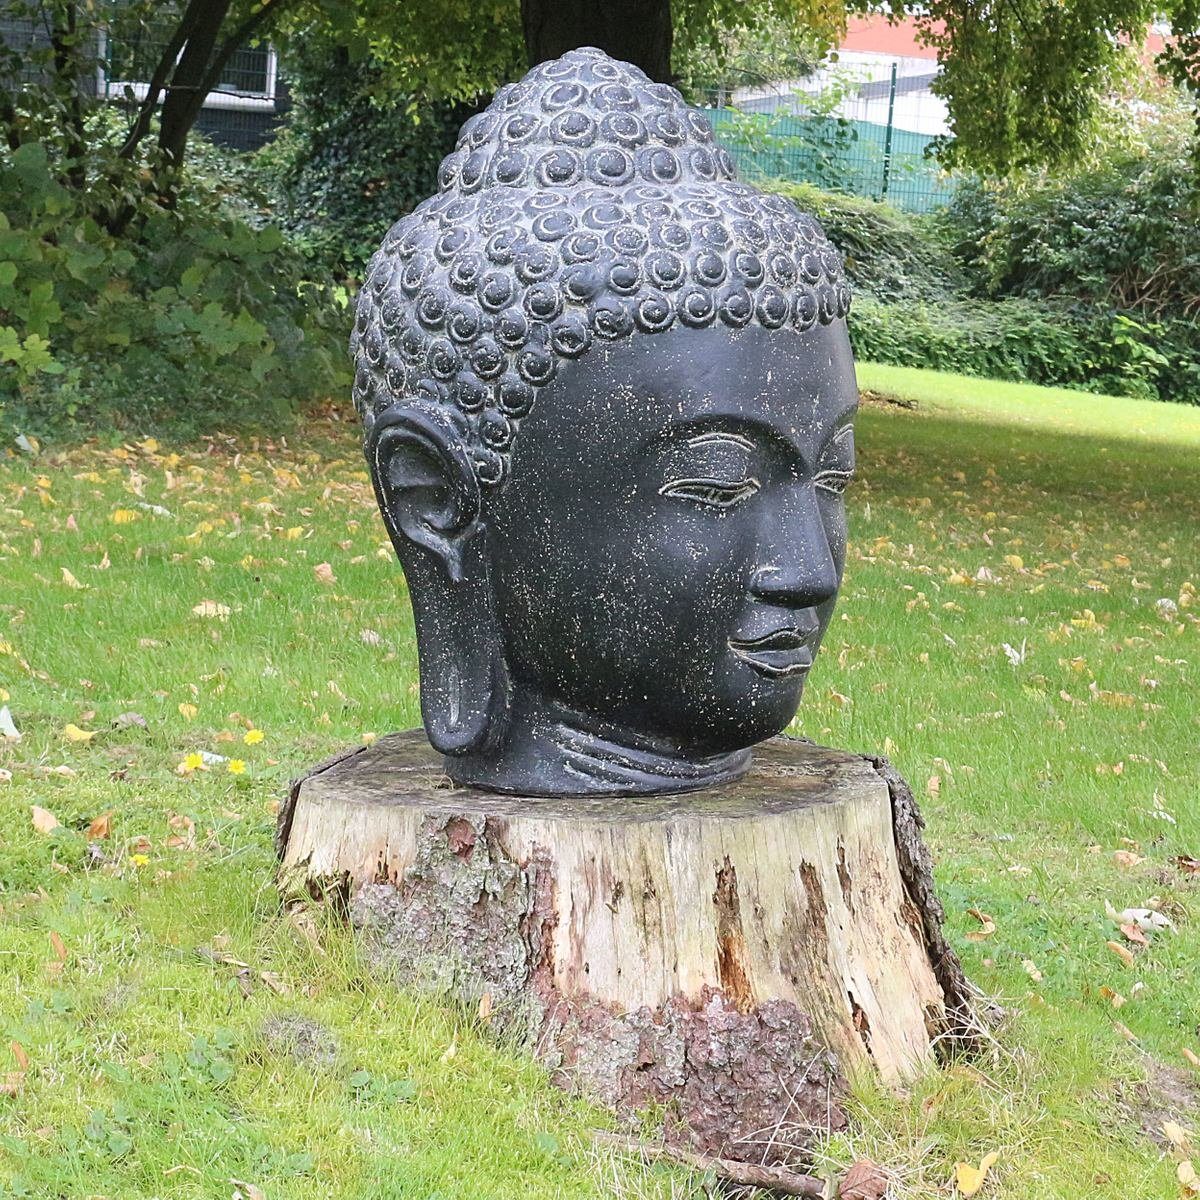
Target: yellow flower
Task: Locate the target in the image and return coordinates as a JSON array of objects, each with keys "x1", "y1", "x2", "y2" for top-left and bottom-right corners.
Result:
[
  {"x1": 130, "y1": 853, "x2": 150, "y2": 867},
  {"x1": 227, "y1": 759, "x2": 246, "y2": 775},
  {"x1": 243, "y1": 729, "x2": 264, "y2": 746},
  {"x1": 176, "y1": 752, "x2": 205, "y2": 776}
]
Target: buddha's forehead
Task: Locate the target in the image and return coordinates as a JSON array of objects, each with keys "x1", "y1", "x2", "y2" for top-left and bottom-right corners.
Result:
[{"x1": 512, "y1": 323, "x2": 857, "y2": 465}]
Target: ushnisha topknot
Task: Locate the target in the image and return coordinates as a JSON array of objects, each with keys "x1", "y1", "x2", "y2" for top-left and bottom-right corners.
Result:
[{"x1": 351, "y1": 46, "x2": 851, "y2": 487}]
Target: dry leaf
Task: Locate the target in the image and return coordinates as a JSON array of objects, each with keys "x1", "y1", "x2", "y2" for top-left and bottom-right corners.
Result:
[
  {"x1": 60, "y1": 567, "x2": 86, "y2": 590},
  {"x1": 1183, "y1": 1048, "x2": 1200, "y2": 1070},
  {"x1": 1107, "y1": 940, "x2": 1135, "y2": 967},
  {"x1": 86, "y1": 812, "x2": 112, "y2": 839},
  {"x1": 230, "y1": 1181, "x2": 266, "y2": 1200},
  {"x1": 964, "y1": 908, "x2": 996, "y2": 942},
  {"x1": 49, "y1": 931, "x2": 66, "y2": 962},
  {"x1": 1173, "y1": 856, "x2": 1200, "y2": 875},
  {"x1": 440, "y1": 1037, "x2": 457, "y2": 1063},
  {"x1": 1099, "y1": 986, "x2": 1126, "y2": 1008},
  {"x1": 840, "y1": 1157, "x2": 889, "y2": 1199},
  {"x1": 1163, "y1": 1121, "x2": 1192, "y2": 1151},
  {"x1": 178, "y1": 702, "x2": 198, "y2": 721},
  {"x1": 955, "y1": 1150, "x2": 999, "y2": 1196},
  {"x1": 1112, "y1": 850, "x2": 1143, "y2": 869},
  {"x1": 477, "y1": 991, "x2": 494, "y2": 1023},
  {"x1": 31, "y1": 805, "x2": 61, "y2": 835},
  {"x1": 0, "y1": 705, "x2": 20, "y2": 740},
  {"x1": 314, "y1": 562, "x2": 336, "y2": 585},
  {"x1": 191, "y1": 600, "x2": 231, "y2": 621},
  {"x1": 1120, "y1": 922, "x2": 1150, "y2": 948},
  {"x1": 10, "y1": 1042, "x2": 29, "y2": 1071},
  {"x1": 1180, "y1": 1161, "x2": 1200, "y2": 1196},
  {"x1": 62, "y1": 723, "x2": 96, "y2": 743},
  {"x1": 0, "y1": 1072, "x2": 24, "y2": 1096},
  {"x1": 1022, "y1": 959, "x2": 1043, "y2": 982},
  {"x1": 1114, "y1": 1021, "x2": 1138, "y2": 1042}
]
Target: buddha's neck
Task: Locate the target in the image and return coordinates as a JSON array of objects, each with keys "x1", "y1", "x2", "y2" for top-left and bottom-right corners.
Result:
[{"x1": 444, "y1": 691, "x2": 752, "y2": 797}]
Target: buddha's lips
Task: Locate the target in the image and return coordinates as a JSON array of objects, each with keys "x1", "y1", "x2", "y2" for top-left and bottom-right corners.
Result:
[{"x1": 727, "y1": 629, "x2": 814, "y2": 678}]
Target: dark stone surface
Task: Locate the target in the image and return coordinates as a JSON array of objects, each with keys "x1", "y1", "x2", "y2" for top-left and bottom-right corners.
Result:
[{"x1": 351, "y1": 47, "x2": 857, "y2": 796}]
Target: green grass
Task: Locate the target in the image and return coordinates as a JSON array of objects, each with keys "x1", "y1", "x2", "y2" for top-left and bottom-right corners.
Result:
[{"x1": 2, "y1": 365, "x2": 1198, "y2": 1198}]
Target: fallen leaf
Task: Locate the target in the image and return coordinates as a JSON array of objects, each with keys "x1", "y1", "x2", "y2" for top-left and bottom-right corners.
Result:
[
  {"x1": 1180, "y1": 1161, "x2": 1200, "y2": 1196},
  {"x1": 1173, "y1": 856, "x2": 1200, "y2": 876},
  {"x1": 60, "y1": 567, "x2": 86, "y2": 590},
  {"x1": 1100, "y1": 986, "x2": 1126, "y2": 1008},
  {"x1": 1163, "y1": 1121, "x2": 1192, "y2": 1151},
  {"x1": 955, "y1": 1151, "x2": 999, "y2": 1196},
  {"x1": 1184, "y1": 1048, "x2": 1200, "y2": 1070},
  {"x1": 477, "y1": 991, "x2": 494, "y2": 1023},
  {"x1": 113, "y1": 711, "x2": 148, "y2": 730},
  {"x1": 964, "y1": 908, "x2": 996, "y2": 942},
  {"x1": 178, "y1": 703, "x2": 198, "y2": 721},
  {"x1": 31, "y1": 806, "x2": 61, "y2": 835},
  {"x1": 191, "y1": 600, "x2": 231, "y2": 621},
  {"x1": 1114, "y1": 1021, "x2": 1138, "y2": 1042},
  {"x1": 1107, "y1": 940, "x2": 1135, "y2": 967},
  {"x1": 62, "y1": 723, "x2": 96, "y2": 743},
  {"x1": 1022, "y1": 959, "x2": 1043, "y2": 982},
  {"x1": 840, "y1": 1157, "x2": 889, "y2": 1199},
  {"x1": 86, "y1": 812, "x2": 113, "y2": 839},
  {"x1": 1120, "y1": 922, "x2": 1149, "y2": 948},
  {"x1": 1112, "y1": 850, "x2": 1144, "y2": 869},
  {"x1": 314, "y1": 562, "x2": 336, "y2": 585},
  {"x1": 10, "y1": 1042, "x2": 29, "y2": 1071},
  {"x1": 49, "y1": 931, "x2": 66, "y2": 962},
  {"x1": 230, "y1": 1181, "x2": 266, "y2": 1200},
  {"x1": 440, "y1": 1037, "x2": 457, "y2": 1063}
]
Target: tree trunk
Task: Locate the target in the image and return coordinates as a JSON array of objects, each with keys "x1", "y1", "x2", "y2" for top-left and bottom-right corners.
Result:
[
  {"x1": 278, "y1": 732, "x2": 982, "y2": 1168},
  {"x1": 520, "y1": 0, "x2": 673, "y2": 83}
]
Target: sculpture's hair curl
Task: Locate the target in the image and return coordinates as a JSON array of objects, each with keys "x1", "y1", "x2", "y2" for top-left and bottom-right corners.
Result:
[{"x1": 352, "y1": 47, "x2": 851, "y2": 487}]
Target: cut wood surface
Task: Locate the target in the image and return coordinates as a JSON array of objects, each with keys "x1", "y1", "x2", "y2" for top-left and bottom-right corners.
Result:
[{"x1": 278, "y1": 731, "x2": 975, "y2": 1164}]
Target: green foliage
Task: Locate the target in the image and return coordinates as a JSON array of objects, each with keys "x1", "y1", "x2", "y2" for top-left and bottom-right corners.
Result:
[
  {"x1": 849, "y1": 294, "x2": 1200, "y2": 403},
  {"x1": 0, "y1": 140, "x2": 348, "y2": 439},
  {"x1": 262, "y1": 43, "x2": 469, "y2": 278},
  {"x1": 943, "y1": 122, "x2": 1200, "y2": 317},
  {"x1": 768, "y1": 182, "x2": 965, "y2": 301}
]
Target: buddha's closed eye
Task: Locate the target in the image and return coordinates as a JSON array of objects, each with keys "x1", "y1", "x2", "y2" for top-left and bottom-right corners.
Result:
[{"x1": 659, "y1": 430, "x2": 760, "y2": 511}]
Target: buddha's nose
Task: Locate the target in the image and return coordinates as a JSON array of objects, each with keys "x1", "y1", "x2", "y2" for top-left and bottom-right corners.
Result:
[{"x1": 749, "y1": 493, "x2": 839, "y2": 609}]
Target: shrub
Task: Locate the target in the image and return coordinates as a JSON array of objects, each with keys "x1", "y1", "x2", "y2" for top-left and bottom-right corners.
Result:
[
  {"x1": 941, "y1": 121, "x2": 1200, "y2": 318},
  {"x1": 262, "y1": 43, "x2": 470, "y2": 279},
  {"x1": 849, "y1": 295, "x2": 1200, "y2": 403},
  {"x1": 767, "y1": 181, "x2": 966, "y2": 303},
  {"x1": 0, "y1": 140, "x2": 349, "y2": 440}
]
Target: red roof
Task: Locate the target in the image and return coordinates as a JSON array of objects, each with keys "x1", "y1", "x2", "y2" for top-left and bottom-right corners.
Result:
[{"x1": 841, "y1": 15, "x2": 940, "y2": 60}]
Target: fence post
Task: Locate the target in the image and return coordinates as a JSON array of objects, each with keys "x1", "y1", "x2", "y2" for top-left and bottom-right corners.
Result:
[{"x1": 880, "y1": 61, "x2": 897, "y2": 203}]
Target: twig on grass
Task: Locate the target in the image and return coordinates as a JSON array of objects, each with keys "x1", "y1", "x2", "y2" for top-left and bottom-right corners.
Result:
[{"x1": 593, "y1": 1131, "x2": 827, "y2": 1197}]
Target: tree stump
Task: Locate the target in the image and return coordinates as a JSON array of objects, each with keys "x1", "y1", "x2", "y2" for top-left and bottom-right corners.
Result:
[{"x1": 277, "y1": 731, "x2": 976, "y2": 1166}]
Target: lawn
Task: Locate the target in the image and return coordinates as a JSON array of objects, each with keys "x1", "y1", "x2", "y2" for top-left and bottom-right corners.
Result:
[{"x1": 1, "y1": 364, "x2": 1198, "y2": 1199}]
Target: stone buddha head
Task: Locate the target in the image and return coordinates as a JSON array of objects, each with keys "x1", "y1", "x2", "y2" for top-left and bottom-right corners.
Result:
[{"x1": 352, "y1": 48, "x2": 857, "y2": 797}]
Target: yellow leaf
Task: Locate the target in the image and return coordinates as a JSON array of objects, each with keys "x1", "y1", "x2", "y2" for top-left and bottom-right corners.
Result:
[
  {"x1": 178, "y1": 703, "x2": 198, "y2": 721},
  {"x1": 60, "y1": 567, "x2": 86, "y2": 590},
  {"x1": 191, "y1": 600, "x2": 231, "y2": 621},
  {"x1": 1004, "y1": 554, "x2": 1024, "y2": 570},
  {"x1": 283, "y1": 526, "x2": 305, "y2": 541},
  {"x1": 1107, "y1": 940, "x2": 1135, "y2": 967},
  {"x1": 1163, "y1": 1121, "x2": 1192, "y2": 1151},
  {"x1": 955, "y1": 1151, "x2": 999, "y2": 1196},
  {"x1": 1184, "y1": 1047, "x2": 1200, "y2": 1070},
  {"x1": 31, "y1": 806, "x2": 62, "y2": 834},
  {"x1": 110, "y1": 509, "x2": 139, "y2": 524},
  {"x1": 138, "y1": 438, "x2": 158, "y2": 454},
  {"x1": 62, "y1": 723, "x2": 96, "y2": 743}
]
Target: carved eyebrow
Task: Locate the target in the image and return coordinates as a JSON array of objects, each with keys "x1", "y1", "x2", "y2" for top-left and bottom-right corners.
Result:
[{"x1": 686, "y1": 430, "x2": 755, "y2": 452}]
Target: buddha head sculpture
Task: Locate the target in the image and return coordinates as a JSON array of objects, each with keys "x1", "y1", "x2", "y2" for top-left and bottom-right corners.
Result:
[{"x1": 352, "y1": 48, "x2": 857, "y2": 797}]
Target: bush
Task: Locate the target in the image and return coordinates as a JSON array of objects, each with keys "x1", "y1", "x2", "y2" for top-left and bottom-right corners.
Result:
[
  {"x1": 849, "y1": 295, "x2": 1200, "y2": 403},
  {"x1": 0, "y1": 140, "x2": 349, "y2": 440},
  {"x1": 767, "y1": 182, "x2": 966, "y2": 303},
  {"x1": 941, "y1": 122, "x2": 1199, "y2": 317},
  {"x1": 262, "y1": 44, "x2": 470, "y2": 279}
]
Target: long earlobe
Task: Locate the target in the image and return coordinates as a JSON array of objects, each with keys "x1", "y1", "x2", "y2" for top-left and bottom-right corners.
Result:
[{"x1": 365, "y1": 402, "x2": 508, "y2": 757}]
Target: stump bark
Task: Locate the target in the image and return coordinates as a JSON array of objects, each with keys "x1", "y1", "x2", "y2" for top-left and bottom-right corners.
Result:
[{"x1": 277, "y1": 731, "x2": 975, "y2": 1166}]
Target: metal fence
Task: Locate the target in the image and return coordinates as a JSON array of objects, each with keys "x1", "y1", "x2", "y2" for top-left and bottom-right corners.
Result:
[
  {"x1": 0, "y1": 6, "x2": 285, "y2": 152},
  {"x1": 693, "y1": 64, "x2": 958, "y2": 213}
]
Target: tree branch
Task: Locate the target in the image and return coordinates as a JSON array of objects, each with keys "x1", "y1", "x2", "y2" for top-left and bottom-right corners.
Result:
[
  {"x1": 117, "y1": 0, "x2": 208, "y2": 161},
  {"x1": 50, "y1": 1, "x2": 87, "y2": 189}
]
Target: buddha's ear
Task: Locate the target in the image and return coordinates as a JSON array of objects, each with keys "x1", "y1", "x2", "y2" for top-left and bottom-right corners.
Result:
[
  {"x1": 367, "y1": 401, "x2": 481, "y2": 584},
  {"x1": 365, "y1": 401, "x2": 508, "y2": 757}
]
